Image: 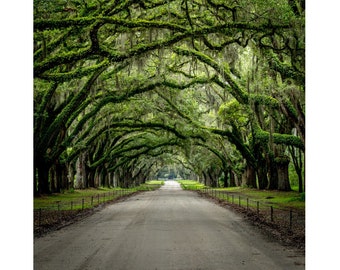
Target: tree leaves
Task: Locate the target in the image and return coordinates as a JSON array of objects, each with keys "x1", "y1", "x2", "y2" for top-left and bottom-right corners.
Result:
[{"x1": 34, "y1": 0, "x2": 305, "y2": 192}]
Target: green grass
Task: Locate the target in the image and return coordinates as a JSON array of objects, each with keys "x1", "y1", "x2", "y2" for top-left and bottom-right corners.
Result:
[
  {"x1": 214, "y1": 187, "x2": 305, "y2": 210},
  {"x1": 145, "y1": 180, "x2": 164, "y2": 185},
  {"x1": 34, "y1": 183, "x2": 163, "y2": 210},
  {"x1": 34, "y1": 188, "x2": 133, "y2": 209},
  {"x1": 178, "y1": 180, "x2": 304, "y2": 210},
  {"x1": 178, "y1": 180, "x2": 205, "y2": 190}
]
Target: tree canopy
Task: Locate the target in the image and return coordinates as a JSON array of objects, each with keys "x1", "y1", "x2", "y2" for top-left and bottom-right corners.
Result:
[{"x1": 34, "y1": 0, "x2": 305, "y2": 194}]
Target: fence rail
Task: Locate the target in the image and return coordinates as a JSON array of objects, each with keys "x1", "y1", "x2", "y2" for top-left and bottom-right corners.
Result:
[
  {"x1": 199, "y1": 188, "x2": 305, "y2": 233},
  {"x1": 34, "y1": 189, "x2": 143, "y2": 231}
]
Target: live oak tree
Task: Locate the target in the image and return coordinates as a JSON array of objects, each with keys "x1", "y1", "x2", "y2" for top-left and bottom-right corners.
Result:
[{"x1": 34, "y1": 0, "x2": 304, "y2": 194}]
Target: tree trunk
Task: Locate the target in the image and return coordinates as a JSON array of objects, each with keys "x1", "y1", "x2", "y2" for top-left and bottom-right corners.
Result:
[
  {"x1": 75, "y1": 153, "x2": 88, "y2": 189},
  {"x1": 54, "y1": 162, "x2": 62, "y2": 193},
  {"x1": 267, "y1": 156, "x2": 278, "y2": 190},
  {"x1": 61, "y1": 163, "x2": 69, "y2": 191},
  {"x1": 229, "y1": 169, "x2": 236, "y2": 187},
  {"x1": 244, "y1": 164, "x2": 257, "y2": 188},
  {"x1": 297, "y1": 168, "x2": 303, "y2": 193},
  {"x1": 90, "y1": 169, "x2": 96, "y2": 187},
  {"x1": 101, "y1": 167, "x2": 108, "y2": 187},
  {"x1": 67, "y1": 162, "x2": 75, "y2": 190},
  {"x1": 236, "y1": 174, "x2": 242, "y2": 186},
  {"x1": 50, "y1": 161, "x2": 66, "y2": 193},
  {"x1": 202, "y1": 171, "x2": 211, "y2": 187},
  {"x1": 257, "y1": 159, "x2": 268, "y2": 189},
  {"x1": 113, "y1": 172, "x2": 118, "y2": 187},
  {"x1": 108, "y1": 172, "x2": 113, "y2": 187},
  {"x1": 34, "y1": 167, "x2": 38, "y2": 196},
  {"x1": 276, "y1": 156, "x2": 291, "y2": 191},
  {"x1": 207, "y1": 168, "x2": 219, "y2": 188},
  {"x1": 36, "y1": 160, "x2": 51, "y2": 194},
  {"x1": 121, "y1": 170, "x2": 132, "y2": 188},
  {"x1": 289, "y1": 147, "x2": 304, "y2": 193},
  {"x1": 223, "y1": 169, "x2": 228, "y2": 188},
  {"x1": 49, "y1": 165, "x2": 57, "y2": 193}
]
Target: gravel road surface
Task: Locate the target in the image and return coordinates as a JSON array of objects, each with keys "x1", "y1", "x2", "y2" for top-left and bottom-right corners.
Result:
[{"x1": 34, "y1": 181, "x2": 304, "y2": 270}]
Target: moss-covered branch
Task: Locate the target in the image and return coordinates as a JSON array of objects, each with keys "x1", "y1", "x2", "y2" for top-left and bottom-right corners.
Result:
[
  {"x1": 66, "y1": 75, "x2": 216, "y2": 144},
  {"x1": 265, "y1": 50, "x2": 305, "y2": 85},
  {"x1": 34, "y1": 47, "x2": 93, "y2": 77},
  {"x1": 34, "y1": 17, "x2": 188, "y2": 32},
  {"x1": 253, "y1": 125, "x2": 304, "y2": 150},
  {"x1": 34, "y1": 81, "x2": 58, "y2": 135},
  {"x1": 208, "y1": 127, "x2": 256, "y2": 167},
  {"x1": 106, "y1": 140, "x2": 179, "y2": 172},
  {"x1": 37, "y1": 64, "x2": 108, "y2": 151},
  {"x1": 195, "y1": 142, "x2": 229, "y2": 169},
  {"x1": 173, "y1": 47, "x2": 249, "y2": 104},
  {"x1": 34, "y1": 16, "x2": 289, "y2": 33},
  {"x1": 39, "y1": 59, "x2": 109, "y2": 82},
  {"x1": 249, "y1": 94, "x2": 279, "y2": 109}
]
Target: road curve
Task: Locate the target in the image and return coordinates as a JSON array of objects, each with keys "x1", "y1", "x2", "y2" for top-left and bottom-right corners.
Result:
[{"x1": 34, "y1": 181, "x2": 304, "y2": 270}]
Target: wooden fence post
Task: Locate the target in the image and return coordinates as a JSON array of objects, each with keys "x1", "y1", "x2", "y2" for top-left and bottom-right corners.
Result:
[
  {"x1": 82, "y1": 198, "x2": 84, "y2": 210},
  {"x1": 257, "y1": 201, "x2": 259, "y2": 215}
]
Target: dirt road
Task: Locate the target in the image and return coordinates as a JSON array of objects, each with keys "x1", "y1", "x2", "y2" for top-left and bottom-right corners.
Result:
[{"x1": 34, "y1": 181, "x2": 304, "y2": 270}]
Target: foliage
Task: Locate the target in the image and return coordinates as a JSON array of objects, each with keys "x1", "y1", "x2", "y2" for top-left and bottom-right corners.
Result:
[{"x1": 34, "y1": 0, "x2": 305, "y2": 194}]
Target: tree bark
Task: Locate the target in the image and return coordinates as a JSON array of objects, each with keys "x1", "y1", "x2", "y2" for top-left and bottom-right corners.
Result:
[
  {"x1": 49, "y1": 165, "x2": 57, "y2": 193},
  {"x1": 297, "y1": 168, "x2": 303, "y2": 193},
  {"x1": 87, "y1": 167, "x2": 95, "y2": 188},
  {"x1": 67, "y1": 162, "x2": 75, "y2": 190},
  {"x1": 75, "y1": 152, "x2": 88, "y2": 189},
  {"x1": 36, "y1": 159, "x2": 51, "y2": 194},
  {"x1": 101, "y1": 167, "x2": 108, "y2": 187},
  {"x1": 61, "y1": 163, "x2": 68, "y2": 190},
  {"x1": 290, "y1": 147, "x2": 304, "y2": 193},
  {"x1": 229, "y1": 169, "x2": 236, "y2": 187},
  {"x1": 267, "y1": 156, "x2": 278, "y2": 190},
  {"x1": 256, "y1": 153, "x2": 268, "y2": 189},
  {"x1": 223, "y1": 169, "x2": 228, "y2": 188},
  {"x1": 243, "y1": 164, "x2": 257, "y2": 188},
  {"x1": 54, "y1": 163, "x2": 62, "y2": 193},
  {"x1": 276, "y1": 156, "x2": 291, "y2": 191}
]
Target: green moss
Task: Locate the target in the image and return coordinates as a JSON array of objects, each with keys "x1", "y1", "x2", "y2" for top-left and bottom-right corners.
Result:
[
  {"x1": 274, "y1": 155, "x2": 290, "y2": 164},
  {"x1": 267, "y1": 50, "x2": 304, "y2": 84},
  {"x1": 272, "y1": 133, "x2": 304, "y2": 150},
  {"x1": 283, "y1": 98, "x2": 298, "y2": 119},
  {"x1": 249, "y1": 94, "x2": 279, "y2": 109},
  {"x1": 40, "y1": 59, "x2": 109, "y2": 82},
  {"x1": 34, "y1": 47, "x2": 92, "y2": 77},
  {"x1": 253, "y1": 126, "x2": 304, "y2": 150}
]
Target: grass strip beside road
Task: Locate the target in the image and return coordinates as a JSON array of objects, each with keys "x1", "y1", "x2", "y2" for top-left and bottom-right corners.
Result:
[
  {"x1": 178, "y1": 180, "x2": 304, "y2": 210},
  {"x1": 34, "y1": 181, "x2": 164, "y2": 210},
  {"x1": 178, "y1": 180, "x2": 206, "y2": 190},
  {"x1": 214, "y1": 187, "x2": 305, "y2": 210}
]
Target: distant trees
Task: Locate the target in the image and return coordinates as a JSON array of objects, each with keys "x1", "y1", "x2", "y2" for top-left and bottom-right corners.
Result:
[{"x1": 34, "y1": 0, "x2": 304, "y2": 194}]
